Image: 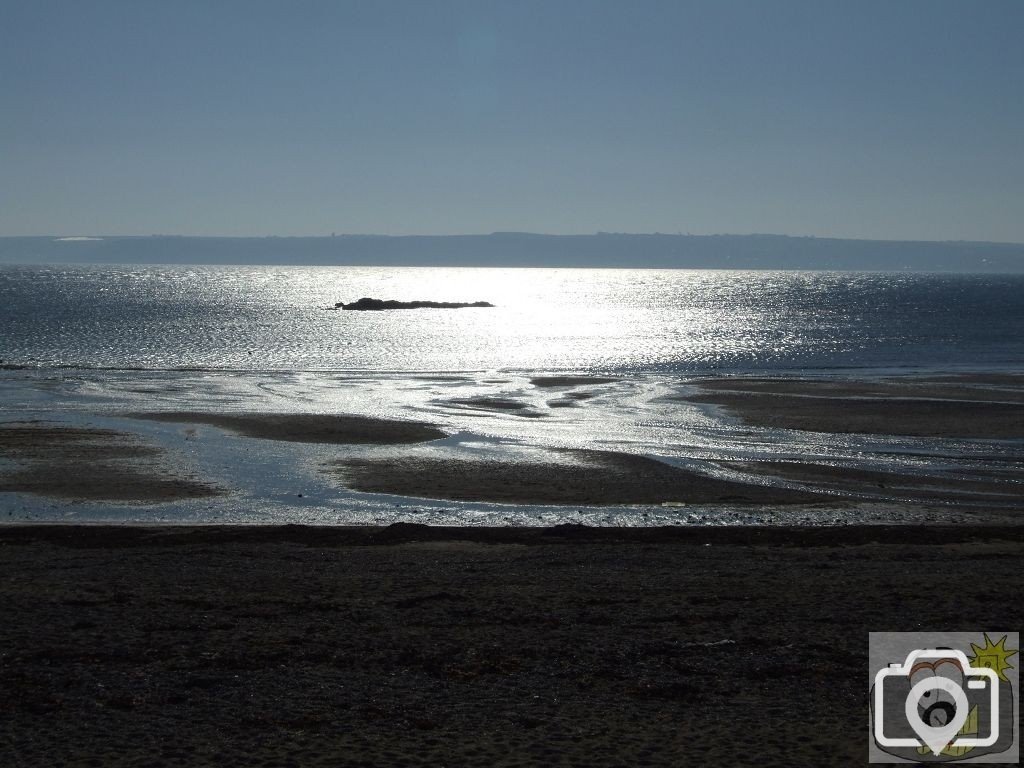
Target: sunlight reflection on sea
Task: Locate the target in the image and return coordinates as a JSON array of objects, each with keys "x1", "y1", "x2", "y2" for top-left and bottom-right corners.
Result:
[{"x1": 2, "y1": 265, "x2": 1022, "y2": 373}]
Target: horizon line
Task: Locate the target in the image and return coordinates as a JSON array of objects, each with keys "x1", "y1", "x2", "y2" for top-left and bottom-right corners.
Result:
[{"x1": 4, "y1": 232, "x2": 1024, "y2": 247}]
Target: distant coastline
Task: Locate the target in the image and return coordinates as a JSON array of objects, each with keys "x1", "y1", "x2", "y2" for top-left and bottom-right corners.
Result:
[{"x1": 2, "y1": 232, "x2": 1023, "y2": 272}]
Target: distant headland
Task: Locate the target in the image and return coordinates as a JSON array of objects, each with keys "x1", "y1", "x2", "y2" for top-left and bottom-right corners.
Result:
[{"x1": 1, "y1": 233, "x2": 1023, "y2": 272}]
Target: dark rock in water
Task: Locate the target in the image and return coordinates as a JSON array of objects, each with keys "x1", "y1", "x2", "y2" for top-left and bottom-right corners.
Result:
[{"x1": 337, "y1": 298, "x2": 495, "y2": 311}]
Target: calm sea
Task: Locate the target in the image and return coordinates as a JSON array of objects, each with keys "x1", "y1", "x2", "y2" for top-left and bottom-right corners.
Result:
[{"x1": 2, "y1": 265, "x2": 1023, "y2": 373}]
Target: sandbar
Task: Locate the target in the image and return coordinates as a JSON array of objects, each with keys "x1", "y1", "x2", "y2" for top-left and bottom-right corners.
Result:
[
  {"x1": 530, "y1": 376, "x2": 619, "y2": 388},
  {"x1": 330, "y1": 450, "x2": 827, "y2": 505},
  {"x1": 446, "y1": 397, "x2": 547, "y2": 418},
  {"x1": 723, "y1": 460, "x2": 1024, "y2": 504},
  {"x1": 692, "y1": 375, "x2": 1024, "y2": 403},
  {"x1": 683, "y1": 376, "x2": 1024, "y2": 438},
  {"x1": 130, "y1": 412, "x2": 447, "y2": 444},
  {"x1": 0, "y1": 422, "x2": 221, "y2": 502}
]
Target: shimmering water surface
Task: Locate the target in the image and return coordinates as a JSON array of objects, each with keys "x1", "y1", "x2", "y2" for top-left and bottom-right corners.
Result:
[
  {"x1": 3, "y1": 265, "x2": 1023, "y2": 373},
  {"x1": 1, "y1": 266, "x2": 1022, "y2": 526}
]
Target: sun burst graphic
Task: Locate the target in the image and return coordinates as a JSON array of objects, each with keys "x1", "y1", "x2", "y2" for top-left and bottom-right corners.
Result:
[{"x1": 968, "y1": 633, "x2": 1018, "y2": 683}]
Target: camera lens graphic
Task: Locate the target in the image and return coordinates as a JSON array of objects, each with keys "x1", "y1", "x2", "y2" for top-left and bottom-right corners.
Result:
[
  {"x1": 905, "y1": 677, "x2": 970, "y2": 754},
  {"x1": 921, "y1": 699, "x2": 956, "y2": 727},
  {"x1": 909, "y1": 659, "x2": 966, "y2": 728}
]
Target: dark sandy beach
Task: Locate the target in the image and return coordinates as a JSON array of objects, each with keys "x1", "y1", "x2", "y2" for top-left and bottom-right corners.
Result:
[{"x1": 2, "y1": 523, "x2": 1022, "y2": 767}]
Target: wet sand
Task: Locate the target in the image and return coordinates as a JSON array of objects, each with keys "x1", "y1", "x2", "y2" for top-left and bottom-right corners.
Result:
[
  {"x1": 6, "y1": 384, "x2": 1021, "y2": 507},
  {"x1": 530, "y1": 376, "x2": 619, "y2": 388},
  {"x1": 447, "y1": 397, "x2": 547, "y2": 418},
  {"x1": 130, "y1": 412, "x2": 447, "y2": 444},
  {"x1": 330, "y1": 451, "x2": 827, "y2": 506},
  {"x1": 0, "y1": 423, "x2": 221, "y2": 502},
  {"x1": 691, "y1": 375, "x2": 1024, "y2": 403},
  {"x1": 722, "y1": 460, "x2": 1024, "y2": 504},
  {"x1": 1, "y1": 523, "x2": 1021, "y2": 767},
  {"x1": 683, "y1": 376, "x2": 1024, "y2": 439}
]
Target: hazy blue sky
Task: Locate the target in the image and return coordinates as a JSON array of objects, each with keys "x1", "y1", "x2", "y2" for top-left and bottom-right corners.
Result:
[{"x1": 2, "y1": 1, "x2": 1022, "y2": 241}]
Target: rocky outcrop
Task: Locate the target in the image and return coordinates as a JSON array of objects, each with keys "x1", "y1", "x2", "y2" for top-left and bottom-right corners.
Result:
[{"x1": 335, "y1": 298, "x2": 494, "y2": 310}]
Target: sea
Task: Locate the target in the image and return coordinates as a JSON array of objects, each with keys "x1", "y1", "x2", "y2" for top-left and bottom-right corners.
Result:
[
  {"x1": 1, "y1": 265, "x2": 1022, "y2": 526},
  {"x1": 3, "y1": 265, "x2": 1023, "y2": 373}
]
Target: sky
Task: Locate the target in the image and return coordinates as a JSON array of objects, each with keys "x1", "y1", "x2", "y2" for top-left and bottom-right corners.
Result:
[{"x1": 1, "y1": 0, "x2": 1022, "y2": 241}]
